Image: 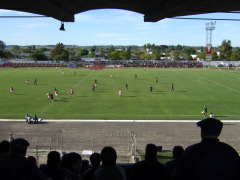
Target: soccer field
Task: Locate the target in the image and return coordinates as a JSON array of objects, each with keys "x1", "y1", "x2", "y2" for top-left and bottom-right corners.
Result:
[{"x1": 1, "y1": 67, "x2": 240, "y2": 120}]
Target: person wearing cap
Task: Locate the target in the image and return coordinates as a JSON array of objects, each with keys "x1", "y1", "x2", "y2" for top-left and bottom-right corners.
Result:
[
  {"x1": 0, "y1": 138, "x2": 46, "y2": 180},
  {"x1": 172, "y1": 118, "x2": 240, "y2": 180}
]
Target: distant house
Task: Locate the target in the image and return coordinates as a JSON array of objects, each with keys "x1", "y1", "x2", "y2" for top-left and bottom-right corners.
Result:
[
  {"x1": 94, "y1": 51, "x2": 101, "y2": 56},
  {"x1": 191, "y1": 54, "x2": 197, "y2": 59}
]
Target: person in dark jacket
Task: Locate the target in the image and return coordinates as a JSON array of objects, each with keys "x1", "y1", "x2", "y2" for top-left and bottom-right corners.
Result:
[
  {"x1": 41, "y1": 151, "x2": 66, "y2": 180},
  {"x1": 165, "y1": 146, "x2": 184, "y2": 180},
  {"x1": 129, "y1": 144, "x2": 166, "y2": 180},
  {"x1": 172, "y1": 118, "x2": 240, "y2": 180}
]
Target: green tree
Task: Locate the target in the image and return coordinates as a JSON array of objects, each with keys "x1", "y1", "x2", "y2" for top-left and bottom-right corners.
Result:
[
  {"x1": 120, "y1": 51, "x2": 131, "y2": 60},
  {"x1": 4, "y1": 50, "x2": 13, "y2": 59},
  {"x1": 0, "y1": 40, "x2": 6, "y2": 52},
  {"x1": 143, "y1": 44, "x2": 147, "y2": 52},
  {"x1": 110, "y1": 51, "x2": 121, "y2": 60},
  {"x1": 39, "y1": 47, "x2": 49, "y2": 52},
  {"x1": 76, "y1": 48, "x2": 89, "y2": 56},
  {"x1": 127, "y1": 47, "x2": 132, "y2": 52},
  {"x1": 147, "y1": 43, "x2": 151, "y2": 52},
  {"x1": 28, "y1": 52, "x2": 47, "y2": 60},
  {"x1": 50, "y1": 42, "x2": 65, "y2": 59},
  {"x1": 175, "y1": 44, "x2": 183, "y2": 51},
  {"x1": 220, "y1": 39, "x2": 232, "y2": 60},
  {"x1": 197, "y1": 52, "x2": 206, "y2": 60},
  {"x1": 168, "y1": 45, "x2": 175, "y2": 51},
  {"x1": 26, "y1": 46, "x2": 32, "y2": 53},
  {"x1": 21, "y1": 49, "x2": 29, "y2": 53},
  {"x1": 134, "y1": 50, "x2": 145, "y2": 59},
  {"x1": 12, "y1": 45, "x2": 20, "y2": 53},
  {"x1": 153, "y1": 49, "x2": 161, "y2": 60},
  {"x1": 211, "y1": 52, "x2": 218, "y2": 60},
  {"x1": 108, "y1": 45, "x2": 115, "y2": 54},
  {"x1": 173, "y1": 51, "x2": 180, "y2": 60},
  {"x1": 225, "y1": 51, "x2": 232, "y2": 61},
  {"x1": 230, "y1": 51, "x2": 240, "y2": 61},
  {"x1": 62, "y1": 50, "x2": 69, "y2": 60}
]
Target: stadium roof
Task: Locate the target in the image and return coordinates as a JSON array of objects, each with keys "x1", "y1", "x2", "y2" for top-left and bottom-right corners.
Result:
[{"x1": 1, "y1": 0, "x2": 239, "y2": 22}]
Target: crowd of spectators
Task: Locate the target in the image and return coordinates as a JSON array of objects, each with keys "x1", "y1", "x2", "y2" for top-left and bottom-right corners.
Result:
[
  {"x1": 0, "y1": 117, "x2": 239, "y2": 180},
  {"x1": 2, "y1": 60, "x2": 203, "y2": 68}
]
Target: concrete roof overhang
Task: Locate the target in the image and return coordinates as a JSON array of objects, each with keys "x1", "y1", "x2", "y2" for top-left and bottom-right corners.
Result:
[{"x1": 1, "y1": 0, "x2": 239, "y2": 22}]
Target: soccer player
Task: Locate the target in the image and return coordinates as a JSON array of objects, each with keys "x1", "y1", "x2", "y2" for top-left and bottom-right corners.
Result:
[
  {"x1": 110, "y1": 73, "x2": 112, "y2": 78},
  {"x1": 50, "y1": 94, "x2": 54, "y2": 102},
  {"x1": 10, "y1": 87, "x2": 14, "y2": 94},
  {"x1": 125, "y1": 83, "x2": 129, "y2": 91},
  {"x1": 94, "y1": 78, "x2": 97, "y2": 84},
  {"x1": 95, "y1": 83, "x2": 97, "y2": 90},
  {"x1": 149, "y1": 84, "x2": 153, "y2": 94},
  {"x1": 71, "y1": 88, "x2": 75, "y2": 97},
  {"x1": 204, "y1": 105, "x2": 208, "y2": 117},
  {"x1": 119, "y1": 88, "x2": 122, "y2": 97},
  {"x1": 92, "y1": 84, "x2": 95, "y2": 92},
  {"x1": 62, "y1": 71, "x2": 65, "y2": 75},
  {"x1": 46, "y1": 93, "x2": 51, "y2": 100},
  {"x1": 26, "y1": 78, "x2": 28, "y2": 85},
  {"x1": 74, "y1": 70, "x2": 76, "y2": 76},
  {"x1": 170, "y1": 83, "x2": 175, "y2": 92},
  {"x1": 156, "y1": 77, "x2": 158, "y2": 84},
  {"x1": 55, "y1": 89, "x2": 58, "y2": 99},
  {"x1": 34, "y1": 78, "x2": 37, "y2": 85},
  {"x1": 135, "y1": 74, "x2": 137, "y2": 80}
]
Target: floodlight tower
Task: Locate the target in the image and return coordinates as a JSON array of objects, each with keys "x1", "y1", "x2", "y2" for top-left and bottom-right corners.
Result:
[{"x1": 205, "y1": 21, "x2": 216, "y2": 61}]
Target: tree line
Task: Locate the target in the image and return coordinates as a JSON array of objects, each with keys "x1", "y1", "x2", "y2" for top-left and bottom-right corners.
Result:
[{"x1": 1, "y1": 39, "x2": 240, "y2": 61}]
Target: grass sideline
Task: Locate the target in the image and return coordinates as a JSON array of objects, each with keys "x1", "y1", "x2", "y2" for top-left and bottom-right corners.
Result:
[{"x1": 0, "y1": 67, "x2": 240, "y2": 120}]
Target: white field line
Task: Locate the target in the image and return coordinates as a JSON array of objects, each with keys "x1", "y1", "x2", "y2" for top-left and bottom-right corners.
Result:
[
  {"x1": 39, "y1": 71, "x2": 94, "y2": 115},
  {"x1": 198, "y1": 79, "x2": 208, "y2": 84},
  {"x1": 1, "y1": 119, "x2": 240, "y2": 122},
  {"x1": 195, "y1": 74, "x2": 240, "y2": 93}
]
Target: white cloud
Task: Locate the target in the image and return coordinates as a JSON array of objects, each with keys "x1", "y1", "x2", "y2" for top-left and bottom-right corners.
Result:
[
  {"x1": 96, "y1": 34, "x2": 126, "y2": 37},
  {"x1": 116, "y1": 38, "x2": 147, "y2": 41},
  {"x1": 16, "y1": 23, "x2": 54, "y2": 28}
]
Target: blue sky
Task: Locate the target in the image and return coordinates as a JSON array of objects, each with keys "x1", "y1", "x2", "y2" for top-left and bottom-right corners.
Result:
[{"x1": 1, "y1": 9, "x2": 240, "y2": 47}]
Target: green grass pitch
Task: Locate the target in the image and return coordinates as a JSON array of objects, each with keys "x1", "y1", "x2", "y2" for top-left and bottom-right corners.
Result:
[{"x1": 0, "y1": 67, "x2": 240, "y2": 120}]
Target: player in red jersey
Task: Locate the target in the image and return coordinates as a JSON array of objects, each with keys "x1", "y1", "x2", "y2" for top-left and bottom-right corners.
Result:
[
  {"x1": 46, "y1": 93, "x2": 51, "y2": 100},
  {"x1": 55, "y1": 90, "x2": 58, "y2": 99},
  {"x1": 26, "y1": 78, "x2": 28, "y2": 85},
  {"x1": 119, "y1": 88, "x2": 122, "y2": 97},
  {"x1": 71, "y1": 88, "x2": 75, "y2": 97},
  {"x1": 10, "y1": 87, "x2": 14, "y2": 94}
]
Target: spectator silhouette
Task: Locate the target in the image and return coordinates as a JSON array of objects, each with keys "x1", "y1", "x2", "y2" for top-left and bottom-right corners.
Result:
[
  {"x1": 41, "y1": 151, "x2": 66, "y2": 180},
  {"x1": 172, "y1": 118, "x2": 240, "y2": 180},
  {"x1": 92, "y1": 146, "x2": 126, "y2": 180},
  {"x1": 0, "y1": 138, "x2": 46, "y2": 180},
  {"x1": 82, "y1": 153, "x2": 101, "y2": 180},
  {"x1": 0, "y1": 140, "x2": 10, "y2": 159},
  {"x1": 165, "y1": 146, "x2": 184, "y2": 180},
  {"x1": 81, "y1": 159, "x2": 89, "y2": 176},
  {"x1": 63, "y1": 152, "x2": 82, "y2": 180},
  {"x1": 27, "y1": 156, "x2": 38, "y2": 165},
  {"x1": 129, "y1": 144, "x2": 166, "y2": 180},
  {"x1": 124, "y1": 166, "x2": 132, "y2": 180}
]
